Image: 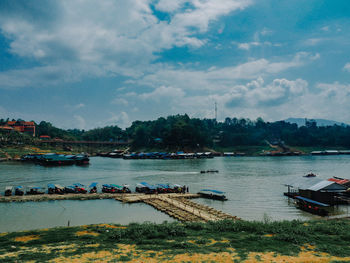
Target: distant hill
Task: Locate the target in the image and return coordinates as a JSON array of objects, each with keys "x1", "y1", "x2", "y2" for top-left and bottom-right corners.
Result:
[{"x1": 284, "y1": 118, "x2": 349, "y2": 127}]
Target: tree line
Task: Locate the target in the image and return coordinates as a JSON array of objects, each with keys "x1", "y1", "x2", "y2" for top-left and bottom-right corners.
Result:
[{"x1": 1, "y1": 116, "x2": 350, "y2": 148}]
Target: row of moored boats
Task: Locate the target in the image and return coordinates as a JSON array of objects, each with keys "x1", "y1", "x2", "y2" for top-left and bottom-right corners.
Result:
[
  {"x1": 3, "y1": 182, "x2": 188, "y2": 196},
  {"x1": 21, "y1": 153, "x2": 89, "y2": 166}
]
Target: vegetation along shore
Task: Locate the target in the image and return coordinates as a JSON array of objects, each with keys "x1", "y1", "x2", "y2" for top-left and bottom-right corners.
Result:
[
  {"x1": 1, "y1": 219, "x2": 350, "y2": 262},
  {"x1": 1, "y1": 115, "x2": 350, "y2": 159}
]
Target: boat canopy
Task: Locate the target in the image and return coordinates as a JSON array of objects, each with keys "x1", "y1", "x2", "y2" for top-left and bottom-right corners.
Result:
[
  {"x1": 29, "y1": 186, "x2": 43, "y2": 190},
  {"x1": 110, "y1": 184, "x2": 123, "y2": 189},
  {"x1": 65, "y1": 185, "x2": 75, "y2": 189},
  {"x1": 5, "y1": 186, "x2": 12, "y2": 190},
  {"x1": 295, "y1": 196, "x2": 330, "y2": 207},
  {"x1": 199, "y1": 189, "x2": 225, "y2": 195},
  {"x1": 47, "y1": 184, "x2": 55, "y2": 189},
  {"x1": 54, "y1": 184, "x2": 64, "y2": 189},
  {"x1": 157, "y1": 184, "x2": 169, "y2": 188},
  {"x1": 89, "y1": 182, "x2": 98, "y2": 188},
  {"x1": 73, "y1": 183, "x2": 85, "y2": 187},
  {"x1": 15, "y1": 186, "x2": 23, "y2": 189},
  {"x1": 140, "y1": 182, "x2": 156, "y2": 189}
]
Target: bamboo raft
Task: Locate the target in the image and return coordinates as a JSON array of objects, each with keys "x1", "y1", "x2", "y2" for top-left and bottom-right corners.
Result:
[
  {"x1": 115, "y1": 193, "x2": 240, "y2": 222},
  {"x1": 0, "y1": 192, "x2": 239, "y2": 222}
]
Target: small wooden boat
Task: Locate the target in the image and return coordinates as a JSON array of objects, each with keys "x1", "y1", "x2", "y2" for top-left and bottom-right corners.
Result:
[
  {"x1": 198, "y1": 189, "x2": 227, "y2": 201},
  {"x1": 135, "y1": 182, "x2": 157, "y2": 194},
  {"x1": 295, "y1": 196, "x2": 329, "y2": 216},
  {"x1": 5, "y1": 186, "x2": 12, "y2": 196},
  {"x1": 73, "y1": 183, "x2": 87, "y2": 194},
  {"x1": 26, "y1": 186, "x2": 45, "y2": 195},
  {"x1": 89, "y1": 182, "x2": 98, "y2": 193},
  {"x1": 14, "y1": 186, "x2": 24, "y2": 196},
  {"x1": 304, "y1": 173, "x2": 317, "y2": 178}
]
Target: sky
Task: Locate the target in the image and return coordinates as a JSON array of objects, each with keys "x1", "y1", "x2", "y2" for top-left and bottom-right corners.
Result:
[{"x1": 0, "y1": 0, "x2": 349, "y2": 130}]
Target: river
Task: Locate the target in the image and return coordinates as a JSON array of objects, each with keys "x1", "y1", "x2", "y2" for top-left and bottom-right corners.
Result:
[{"x1": 1, "y1": 155, "x2": 349, "y2": 232}]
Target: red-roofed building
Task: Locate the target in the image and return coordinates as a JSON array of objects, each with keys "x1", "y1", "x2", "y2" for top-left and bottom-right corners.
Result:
[
  {"x1": 328, "y1": 177, "x2": 350, "y2": 187},
  {"x1": 6, "y1": 121, "x2": 36, "y2": 137}
]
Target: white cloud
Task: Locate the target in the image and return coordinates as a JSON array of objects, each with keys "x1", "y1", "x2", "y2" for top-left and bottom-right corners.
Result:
[
  {"x1": 135, "y1": 52, "x2": 319, "y2": 91},
  {"x1": 73, "y1": 115, "x2": 86, "y2": 130},
  {"x1": 344, "y1": 63, "x2": 350, "y2": 72},
  {"x1": 105, "y1": 112, "x2": 131, "y2": 128},
  {"x1": 139, "y1": 86, "x2": 185, "y2": 100},
  {"x1": 0, "y1": 0, "x2": 252, "y2": 89},
  {"x1": 112, "y1": 98, "x2": 129, "y2": 106}
]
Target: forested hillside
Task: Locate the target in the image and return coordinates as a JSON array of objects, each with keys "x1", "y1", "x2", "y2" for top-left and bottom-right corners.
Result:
[{"x1": 2, "y1": 116, "x2": 350, "y2": 148}]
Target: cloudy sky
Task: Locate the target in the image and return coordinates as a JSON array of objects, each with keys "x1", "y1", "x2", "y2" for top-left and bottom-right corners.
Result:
[{"x1": 0, "y1": 0, "x2": 349, "y2": 129}]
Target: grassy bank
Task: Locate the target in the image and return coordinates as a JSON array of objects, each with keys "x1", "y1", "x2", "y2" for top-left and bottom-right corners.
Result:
[{"x1": 1, "y1": 219, "x2": 350, "y2": 262}]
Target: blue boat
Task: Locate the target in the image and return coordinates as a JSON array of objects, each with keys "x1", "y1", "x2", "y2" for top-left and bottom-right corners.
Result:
[
  {"x1": 14, "y1": 186, "x2": 24, "y2": 196},
  {"x1": 89, "y1": 182, "x2": 98, "y2": 193},
  {"x1": 198, "y1": 189, "x2": 227, "y2": 201},
  {"x1": 136, "y1": 182, "x2": 157, "y2": 194}
]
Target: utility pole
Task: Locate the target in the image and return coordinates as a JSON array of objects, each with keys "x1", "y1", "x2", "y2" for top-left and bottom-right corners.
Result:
[{"x1": 214, "y1": 102, "x2": 217, "y2": 121}]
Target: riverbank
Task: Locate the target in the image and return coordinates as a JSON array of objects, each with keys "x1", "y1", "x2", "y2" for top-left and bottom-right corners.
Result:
[
  {"x1": 1, "y1": 219, "x2": 350, "y2": 262},
  {"x1": 2, "y1": 145, "x2": 350, "y2": 161}
]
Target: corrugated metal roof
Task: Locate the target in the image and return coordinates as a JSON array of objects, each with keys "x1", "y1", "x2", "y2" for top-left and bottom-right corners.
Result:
[
  {"x1": 285, "y1": 177, "x2": 322, "y2": 189},
  {"x1": 307, "y1": 180, "x2": 347, "y2": 192}
]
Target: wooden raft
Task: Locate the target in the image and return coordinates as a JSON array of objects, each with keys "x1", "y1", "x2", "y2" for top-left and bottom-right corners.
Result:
[{"x1": 115, "y1": 193, "x2": 240, "y2": 222}]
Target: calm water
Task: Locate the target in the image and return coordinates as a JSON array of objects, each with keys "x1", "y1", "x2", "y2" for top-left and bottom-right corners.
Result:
[{"x1": 1, "y1": 156, "x2": 350, "y2": 232}]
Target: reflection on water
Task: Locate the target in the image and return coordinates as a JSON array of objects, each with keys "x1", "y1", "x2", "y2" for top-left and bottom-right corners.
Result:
[{"x1": 1, "y1": 155, "x2": 350, "y2": 232}]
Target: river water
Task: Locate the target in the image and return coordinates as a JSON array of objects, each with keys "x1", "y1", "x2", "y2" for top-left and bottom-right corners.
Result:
[{"x1": 1, "y1": 156, "x2": 350, "y2": 232}]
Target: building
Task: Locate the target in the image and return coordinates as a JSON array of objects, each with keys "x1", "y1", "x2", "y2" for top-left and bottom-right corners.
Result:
[
  {"x1": 285, "y1": 177, "x2": 347, "y2": 205},
  {"x1": 6, "y1": 121, "x2": 36, "y2": 137}
]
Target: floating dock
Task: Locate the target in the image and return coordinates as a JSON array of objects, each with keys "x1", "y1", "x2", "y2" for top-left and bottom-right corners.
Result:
[
  {"x1": 0, "y1": 193, "x2": 239, "y2": 222},
  {"x1": 115, "y1": 193, "x2": 240, "y2": 222}
]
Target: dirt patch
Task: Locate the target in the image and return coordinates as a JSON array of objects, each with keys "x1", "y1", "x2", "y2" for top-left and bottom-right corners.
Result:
[
  {"x1": 76, "y1": 230, "x2": 99, "y2": 237},
  {"x1": 51, "y1": 250, "x2": 113, "y2": 263},
  {"x1": 14, "y1": 235, "x2": 40, "y2": 242},
  {"x1": 245, "y1": 251, "x2": 350, "y2": 263},
  {"x1": 171, "y1": 252, "x2": 240, "y2": 262}
]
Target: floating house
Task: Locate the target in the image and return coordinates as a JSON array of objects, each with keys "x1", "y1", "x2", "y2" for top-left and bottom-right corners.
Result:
[{"x1": 285, "y1": 177, "x2": 347, "y2": 205}]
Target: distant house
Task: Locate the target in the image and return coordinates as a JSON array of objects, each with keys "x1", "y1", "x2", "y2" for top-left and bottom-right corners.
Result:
[
  {"x1": 6, "y1": 121, "x2": 36, "y2": 137},
  {"x1": 39, "y1": 135, "x2": 51, "y2": 140},
  {"x1": 286, "y1": 177, "x2": 347, "y2": 205},
  {"x1": 0, "y1": 126, "x2": 14, "y2": 132}
]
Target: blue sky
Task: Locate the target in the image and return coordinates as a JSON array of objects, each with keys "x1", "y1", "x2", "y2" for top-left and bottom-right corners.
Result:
[{"x1": 0, "y1": 0, "x2": 349, "y2": 129}]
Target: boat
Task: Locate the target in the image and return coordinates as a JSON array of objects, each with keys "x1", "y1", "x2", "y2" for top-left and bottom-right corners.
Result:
[
  {"x1": 102, "y1": 184, "x2": 116, "y2": 193},
  {"x1": 26, "y1": 186, "x2": 45, "y2": 195},
  {"x1": 200, "y1": 170, "x2": 219, "y2": 173},
  {"x1": 14, "y1": 186, "x2": 24, "y2": 196},
  {"x1": 5, "y1": 186, "x2": 12, "y2": 196},
  {"x1": 72, "y1": 183, "x2": 87, "y2": 193},
  {"x1": 304, "y1": 172, "x2": 317, "y2": 178},
  {"x1": 64, "y1": 185, "x2": 77, "y2": 193},
  {"x1": 48, "y1": 184, "x2": 64, "y2": 194},
  {"x1": 156, "y1": 184, "x2": 171, "y2": 193},
  {"x1": 135, "y1": 182, "x2": 157, "y2": 194},
  {"x1": 89, "y1": 182, "x2": 98, "y2": 193},
  {"x1": 198, "y1": 189, "x2": 227, "y2": 201},
  {"x1": 295, "y1": 196, "x2": 329, "y2": 216}
]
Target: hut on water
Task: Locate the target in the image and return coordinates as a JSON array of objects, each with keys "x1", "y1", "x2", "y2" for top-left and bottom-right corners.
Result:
[{"x1": 285, "y1": 177, "x2": 347, "y2": 205}]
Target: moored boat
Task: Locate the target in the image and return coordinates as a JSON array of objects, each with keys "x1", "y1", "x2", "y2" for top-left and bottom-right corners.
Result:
[
  {"x1": 89, "y1": 182, "x2": 98, "y2": 193},
  {"x1": 198, "y1": 189, "x2": 227, "y2": 201},
  {"x1": 26, "y1": 186, "x2": 45, "y2": 195},
  {"x1": 5, "y1": 186, "x2": 12, "y2": 196},
  {"x1": 14, "y1": 186, "x2": 24, "y2": 196}
]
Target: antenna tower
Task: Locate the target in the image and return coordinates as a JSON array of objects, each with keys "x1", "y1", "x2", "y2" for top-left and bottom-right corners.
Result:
[{"x1": 215, "y1": 102, "x2": 217, "y2": 121}]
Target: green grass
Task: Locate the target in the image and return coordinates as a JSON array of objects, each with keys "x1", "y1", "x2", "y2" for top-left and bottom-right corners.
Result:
[{"x1": 1, "y1": 219, "x2": 350, "y2": 262}]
